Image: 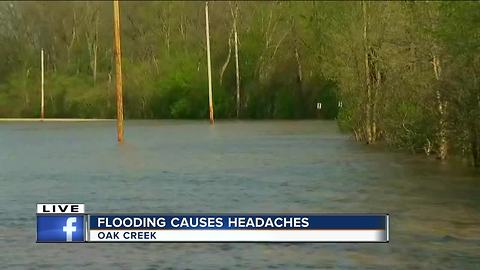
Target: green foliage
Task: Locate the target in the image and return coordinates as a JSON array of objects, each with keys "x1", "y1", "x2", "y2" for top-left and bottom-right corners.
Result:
[
  {"x1": 315, "y1": 81, "x2": 339, "y2": 120},
  {"x1": 383, "y1": 101, "x2": 436, "y2": 152},
  {"x1": 0, "y1": 1, "x2": 479, "y2": 165}
]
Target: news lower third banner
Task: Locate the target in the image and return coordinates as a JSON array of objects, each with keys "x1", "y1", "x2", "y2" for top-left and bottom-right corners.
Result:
[{"x1": 36, "y1": 204, "x2": 389, "y2": 243}]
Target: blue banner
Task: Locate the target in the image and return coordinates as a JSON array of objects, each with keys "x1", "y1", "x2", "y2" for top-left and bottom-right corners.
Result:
[
  {"x1": 89, "y1": 214, "x2": 387, "y2": 230},
  {"x1": 37, "y1": 215, "x2": 85, "y2": 242}
]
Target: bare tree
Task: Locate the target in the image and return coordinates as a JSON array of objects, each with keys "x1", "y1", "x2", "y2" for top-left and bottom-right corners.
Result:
[
  {"x1": 231, "y1": 2, "x2": 241, "y2": 118},
  {"x1": 362, "y1": 1, "x2": 373, "y2": 144}
]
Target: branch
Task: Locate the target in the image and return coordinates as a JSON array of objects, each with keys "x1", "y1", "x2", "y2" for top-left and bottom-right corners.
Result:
[{"x1": 219, "y1": 27, "x2": 234, "y2": 86}]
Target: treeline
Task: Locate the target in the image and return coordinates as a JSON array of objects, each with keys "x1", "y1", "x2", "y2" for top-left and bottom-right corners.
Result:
[
  {"x1": 0, "y1": 1, "x2": 339, "y2": 120},
  {"x1": 0, "y1": 1, "x2": 479, "y2": 166}
]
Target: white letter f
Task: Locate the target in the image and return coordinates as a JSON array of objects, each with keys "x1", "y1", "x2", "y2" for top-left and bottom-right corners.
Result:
[{"x1": 63, "y1": 217, "x2": 77, "y2": 242}]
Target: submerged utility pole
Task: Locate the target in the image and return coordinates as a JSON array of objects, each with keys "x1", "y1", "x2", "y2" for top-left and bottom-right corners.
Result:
[
  {"x1": 113, "y1": 0, "x2": 124, "y2": 142},
  {"x1": 205, "y1": 1, "x2": 214, "y2": 124},
  {"x1": 40, "y1": 49, "x2": 45, "y2": 120}
]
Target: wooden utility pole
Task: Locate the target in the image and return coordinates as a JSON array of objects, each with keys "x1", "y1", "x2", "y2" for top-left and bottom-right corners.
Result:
[
  {"x1": 40, "y1": 49, "x2": 45, "y2": 120},
  {"x1": 205, "y1": 1, "x2": 214, "y2": 124},
  {"x1": 113, "y1": 0, "x2": 124, "y2": 142},
  {"x1": 232, "y1": 2, "x2": 240, "y2": 118}
]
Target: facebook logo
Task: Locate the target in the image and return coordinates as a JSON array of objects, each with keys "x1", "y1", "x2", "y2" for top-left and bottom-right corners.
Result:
[{"x1": 37, "y1": 215, "x2": 85, "y2": 242}]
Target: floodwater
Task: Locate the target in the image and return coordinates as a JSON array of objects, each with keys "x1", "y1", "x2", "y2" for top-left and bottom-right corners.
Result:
[{"x1": 0, "y1": 120, "x2": 479, "y2": 269}]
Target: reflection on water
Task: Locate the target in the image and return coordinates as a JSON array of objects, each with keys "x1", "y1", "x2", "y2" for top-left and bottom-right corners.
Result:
[{"x1": 0, "y1": 120, "x2": 479, "y2": 269}]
